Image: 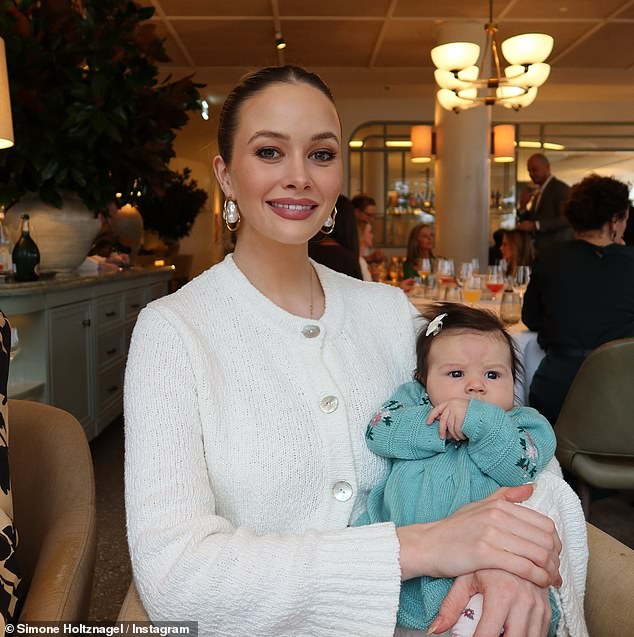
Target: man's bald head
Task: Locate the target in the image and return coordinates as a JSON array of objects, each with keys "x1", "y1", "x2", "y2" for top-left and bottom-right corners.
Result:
[{"x1": 527, "y1": 154, "x2": 551, "y2": 186}]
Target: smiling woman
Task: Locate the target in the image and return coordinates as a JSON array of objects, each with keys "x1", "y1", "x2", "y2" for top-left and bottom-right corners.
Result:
[{"x1": 124, "y1": 66, "x2": 570, "y2": 637}]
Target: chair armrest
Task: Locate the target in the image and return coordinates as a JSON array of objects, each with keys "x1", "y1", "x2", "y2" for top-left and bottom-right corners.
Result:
[
  {"x1": 19, "y1": 508, "x2": 96, "y2": 622},
  {"x1": 585, "y1": 523, "x2": 634, "y2": 633}
]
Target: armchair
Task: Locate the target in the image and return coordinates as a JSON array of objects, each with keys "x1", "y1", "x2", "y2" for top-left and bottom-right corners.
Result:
[{"x1": 9, "y1": 399, "x2": 97, "y2": 621}]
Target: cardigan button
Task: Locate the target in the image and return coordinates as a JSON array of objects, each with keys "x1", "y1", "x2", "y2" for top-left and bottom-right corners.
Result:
[
  {"x1": 320, "y1": 395, "x2": 338, "y2": 413},
  {"x1": 332, "y1": 481, "x2": 353, "y2": 502},
  {"x1": 302, "y1": 324, "x2": 320, "y2": 338}
]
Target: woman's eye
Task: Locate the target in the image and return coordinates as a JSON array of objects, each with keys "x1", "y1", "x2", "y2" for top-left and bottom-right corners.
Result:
[
  {"x1": 310, "y1": 149, "x2": 336, "y2": 162},
  {"x1": 485, "y1": 371, "x2": 500, "y2": 379},
  {"x1": 255, "y1": 147, "x2": 281, "y2": 160},
  {"x1": 449, "y1": 370, "x2": 463, "y2": 378}
]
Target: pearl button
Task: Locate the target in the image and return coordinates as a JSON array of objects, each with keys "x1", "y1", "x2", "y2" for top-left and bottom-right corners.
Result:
[
  {"x1": 320, "y1": 395, "x2": 338, "y2": 413},
  {"x1": 333, "y1": 481, "x2": 353, "y2": 502},
  {"x1": 302, "y1": 324, "x2": 320, "y2": 338}
]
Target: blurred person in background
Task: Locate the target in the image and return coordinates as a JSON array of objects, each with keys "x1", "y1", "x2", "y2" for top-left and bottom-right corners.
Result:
[
  {"x1": 522, "y1": 174, "x2": 634, "y2": 426},
  {"x1": 356, "y1": 219, "x2": 374, "y2": 282},
  {"x1": 517, "y1": 154, "x2": 572, "y2": 254},
  {"x1": 403, "y1": 223, "x2": 435, "y2": 279},
  {"x1": 352, "y1": 194, "x2": 385, "y2": 265},
  {"x1": 309, "y1": 194, "x2": 362, "y2": 279},
  {"x1": 499, "y1": 229, "x2": 535, "y2": 278}
]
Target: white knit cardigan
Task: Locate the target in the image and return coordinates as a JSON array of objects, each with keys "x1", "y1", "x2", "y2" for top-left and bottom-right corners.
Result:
[{"x1": 124, "y1": 255, "x2": 420, "y2": 636}]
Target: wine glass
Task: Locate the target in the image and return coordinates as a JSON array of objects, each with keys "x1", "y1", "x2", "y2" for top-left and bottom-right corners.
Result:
[
  {"x1": 9, "y1": 326, "x2": 20, "y2": 361},
  {"x1": 513, "y1": 265, "x2": 531, "y2": 298},
  {"x1": 486, "y1": 265, "x2": 504, "y2": 302},
  {"x1": 417, "y1": 257, "x2": 432, "y2": 283},
  {"x1": 457, "y1": 262, "x2": 473, "y2": 287},
  {"x1": 436, "y1": 258, "x2": 455, "y2": 287},
  {"x1": 462, "y1": 275, "x2": 483, "y2": 306},
  {"x1": 470, "y1": 257, "x2": 480, "y2": 276}
]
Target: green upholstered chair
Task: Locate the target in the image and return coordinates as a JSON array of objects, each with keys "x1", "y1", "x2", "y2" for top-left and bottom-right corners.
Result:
[{"x1": 555, "y1": 337, "x2": 634, "y2": 517}]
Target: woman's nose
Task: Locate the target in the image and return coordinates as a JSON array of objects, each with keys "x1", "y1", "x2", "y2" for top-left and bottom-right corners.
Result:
[{"x1": 284, "y1": 156, "x2": 312, "y2": 190}]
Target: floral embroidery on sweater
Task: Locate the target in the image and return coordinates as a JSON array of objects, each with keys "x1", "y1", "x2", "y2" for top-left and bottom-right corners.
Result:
[
  {"x1": 516, "y1": 427, "x2": 539, "y2": 479},
  {"x1": 365, "y1": 400, "x2": 403, "y2": 440}
]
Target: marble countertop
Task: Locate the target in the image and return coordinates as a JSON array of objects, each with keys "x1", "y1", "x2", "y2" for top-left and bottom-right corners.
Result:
[{"x1": 0, "y1": 266, "x2": 173, "y2": 297}]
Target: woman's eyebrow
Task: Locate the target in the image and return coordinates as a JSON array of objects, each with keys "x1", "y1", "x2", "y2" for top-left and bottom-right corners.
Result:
[{"x1": 247, "y1": 130, "x2": 340, "y2": 144}]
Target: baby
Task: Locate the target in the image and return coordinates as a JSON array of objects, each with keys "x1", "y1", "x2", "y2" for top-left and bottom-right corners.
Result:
[{"x1": 356, "y1": 302, "x2": 588, "y2": 637}]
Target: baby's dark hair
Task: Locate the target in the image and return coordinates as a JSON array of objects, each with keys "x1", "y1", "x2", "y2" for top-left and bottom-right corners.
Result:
[{"x1": 415, "y1": 302, "x2": 522, "y2": 385}]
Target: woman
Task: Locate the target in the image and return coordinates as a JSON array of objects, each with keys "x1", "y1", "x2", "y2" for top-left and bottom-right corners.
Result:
[
  {"x1": 500, "y1": 229, "x2": 535, "y2": 278},
  {"x1": 403, "y1": 223, "x2": 435, "y2": 279},
  {"x1": 523, "y1": 174, "x2": 634, "y2": 425},
  {"x1": 125, "y1": 66, "x2": 562, "y2": 636},
  {"x1": 309, "y1": 194, "x2": 362, "y2": 279},
  {"x1": 357, "y1": 219, "x2": 374, "y2": 281}
]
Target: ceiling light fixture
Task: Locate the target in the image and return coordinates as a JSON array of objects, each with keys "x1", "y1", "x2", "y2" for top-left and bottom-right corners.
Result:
[
  {"x1": 431, "y1": 0, "x2": 553, "y2": 113},
  {"x1": 275, "y1": 32, "x2": 287, "y2": 50}
]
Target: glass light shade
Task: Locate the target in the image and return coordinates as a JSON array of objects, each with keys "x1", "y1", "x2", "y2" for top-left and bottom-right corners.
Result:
[
  {"x1": 501, "y1": 86, "x2": 538, "y2": 109},
  {"x1": 455, "y1": 87, "x2": 478, "y2": 100},
  {"x1": 457, "y1": 66, "x2": 480, "y2": 81},
  {"x1": 410, "y1": 125, "x2": 432, "y2": 162},
  {"x1": 0, "y1": 38, "x2": 14, "y2": 150},
  {"x1": 437, "y1": 89, "x2": 477, "y2": 111},
  {"x1": 496, "y1": 85, "x2": 526, "y2": 100},
  {"x1": 431, "y1": 42, "x2": 480, "y2": 71},
  {"x1": 492, "y1": 125, "x2": 515, "y2": 163},
  {"x1": 505, "y1": 63, "x2": 550, "y2": 88},
  {"x1": 501, "y1": 33, "x2": 553, "y2": 65}
]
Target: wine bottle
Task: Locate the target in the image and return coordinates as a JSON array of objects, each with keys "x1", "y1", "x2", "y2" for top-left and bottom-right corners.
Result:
[{"x1": 12, "y1": 214, "x2": 40, "y2": 282}]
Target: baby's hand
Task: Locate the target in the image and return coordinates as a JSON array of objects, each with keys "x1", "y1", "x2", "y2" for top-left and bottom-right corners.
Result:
[{"x1": 427, "y1": 398, "x2": 470, "y2": 440}]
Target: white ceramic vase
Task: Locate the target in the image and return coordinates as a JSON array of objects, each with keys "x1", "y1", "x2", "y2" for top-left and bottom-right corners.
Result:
[
  {"x1": 6, "y1": 193, "x2": 101, "y2": 272},
  {"x1": 111, "y1": 203, "x2": 144, "y2": 265}
]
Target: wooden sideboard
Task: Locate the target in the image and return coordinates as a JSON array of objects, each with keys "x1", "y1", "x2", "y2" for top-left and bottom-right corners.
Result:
[{"x1": 0, "y1": 266, "x2": 173, "y2": 441}]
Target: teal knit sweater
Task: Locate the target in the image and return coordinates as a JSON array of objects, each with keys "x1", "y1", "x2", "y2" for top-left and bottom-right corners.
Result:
[{"x1": 355, "y1": 380, "x2": 559, "y2": 633}]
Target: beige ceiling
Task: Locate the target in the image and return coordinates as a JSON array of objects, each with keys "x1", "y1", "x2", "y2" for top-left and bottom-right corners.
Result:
[{"x1": 147, "y1": 0, "x2": 634, "y2": 101}]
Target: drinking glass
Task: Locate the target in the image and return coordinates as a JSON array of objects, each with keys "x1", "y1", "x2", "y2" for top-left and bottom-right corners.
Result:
[
  {"x1": 436, "y1": 258, "x2": 455, "y2": 287},
  {"x1": 9, "y1": 326, "x2": 20, "y2": 361},
  {"x1": 457, "y1": 262, "x2": 473, "y2": 286},
  {"x1": 470, "y1": 258, "x2": 480, "y2": 276},
  {"x1": 462, "y1": 276, "x2": 483, "y2": 306},
  {"x1": 500, "y1": 290, "x2": 522, "y2": 325},
  {"x1": 417, "y1": 257, "x2": 432, "y2": 283},
  {"x1": 486, "y1": 265, "x2": 504, "y2": 301},
  {"x1": 513, "y1": 265, "x2": 531, "y2": 297}
]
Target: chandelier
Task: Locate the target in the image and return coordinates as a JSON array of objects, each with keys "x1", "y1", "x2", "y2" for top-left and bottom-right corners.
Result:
[{"x1": 431, "y1": 0, "x2": 553, "y2": 112}]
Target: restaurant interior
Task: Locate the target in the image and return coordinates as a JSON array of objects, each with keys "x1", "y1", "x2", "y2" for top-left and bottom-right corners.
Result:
[{"x1": 0, "y1": 0, "x2": 633, "y2": 632}]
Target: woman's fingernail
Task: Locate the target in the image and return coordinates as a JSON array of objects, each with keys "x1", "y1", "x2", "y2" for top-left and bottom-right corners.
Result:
[{"x1": 427, "y1": 617, "x2": 441, "y2": 635}]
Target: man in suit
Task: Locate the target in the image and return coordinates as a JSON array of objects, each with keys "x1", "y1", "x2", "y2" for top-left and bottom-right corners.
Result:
[{"x1": 517, "y1": 153, "x2": 573, "y2": 253}]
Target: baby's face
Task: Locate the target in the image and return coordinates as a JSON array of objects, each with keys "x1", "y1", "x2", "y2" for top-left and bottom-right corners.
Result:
[{"x1": 425, "y1": 330, "x2": 515, "y2": 411}]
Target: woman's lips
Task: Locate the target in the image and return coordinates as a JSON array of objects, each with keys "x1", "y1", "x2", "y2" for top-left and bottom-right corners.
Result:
[{"x1": 267, "y1": 199, "x2": 318, "y2": 220}]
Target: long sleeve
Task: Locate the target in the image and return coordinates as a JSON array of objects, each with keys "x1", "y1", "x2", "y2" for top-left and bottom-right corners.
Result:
[
  {"x1": 365, "y1": 381, "x2": 446, "y2": 460},
  {"x1": 462, "y1": 401, "x2": 556, "y2": 485},
  {"x1": 537, "y1": 179, "x2": 571, "y2": 235},
  {"x1": 521, "y1": 257, "x2": 543, "y2": 331}
]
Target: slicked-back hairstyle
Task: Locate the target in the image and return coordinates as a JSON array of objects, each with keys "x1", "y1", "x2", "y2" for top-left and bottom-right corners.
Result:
[
  {"x1": 563, "y1": 174, "x2": 630, "y2": 233},
  {"x1": 415, "y1": 302, "x2": 522, "y2": 385},
  {"x1": 217, "y1": 65, "x2": 336, "y2": 166}
]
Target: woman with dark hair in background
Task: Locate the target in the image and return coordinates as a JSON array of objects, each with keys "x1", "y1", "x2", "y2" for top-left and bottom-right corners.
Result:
[
  {"x1": 308, "y1": 194, "x2": 362, "y2": 279},
  {"x1": 403, "y1": 223, "x2": 435, "y2": 279},
  {"x1": 500, "y1": 229, "x2": 535, "y2": 278},
  {"x1": 523, "y1": 173, "x2": 634, "y2": 425}
]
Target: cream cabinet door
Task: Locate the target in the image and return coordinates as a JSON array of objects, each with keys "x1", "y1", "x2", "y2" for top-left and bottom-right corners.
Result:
[{"x1": 48, "y1": 301, "x2": 95, "y2": 439}]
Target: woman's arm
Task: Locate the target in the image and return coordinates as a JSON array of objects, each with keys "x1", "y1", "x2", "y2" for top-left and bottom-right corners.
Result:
[
  {"x1": 365, "y1": 382, "x2": 445, "y2": 459},
  {"x1": 462, "y1": 402, "x2": 556, "y2": 485}
]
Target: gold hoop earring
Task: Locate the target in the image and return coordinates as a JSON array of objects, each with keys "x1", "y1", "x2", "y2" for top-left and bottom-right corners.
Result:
[
  {"x1": 223, "y1": 199, "x2": 240, "y2": 232},
  {"x1": 321, "y1": 206, "x2": 338, "y2": 235}
]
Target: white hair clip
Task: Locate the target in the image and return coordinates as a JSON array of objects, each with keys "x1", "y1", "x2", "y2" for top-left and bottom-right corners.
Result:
[{"x1": 426, "y1": 312, "x2": 448, "y2": 337}]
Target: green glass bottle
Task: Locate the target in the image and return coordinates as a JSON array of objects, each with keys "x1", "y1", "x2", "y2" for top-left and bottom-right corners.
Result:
[{"x1": 12, "y1": 214, "x2": 40, "y2": 282}]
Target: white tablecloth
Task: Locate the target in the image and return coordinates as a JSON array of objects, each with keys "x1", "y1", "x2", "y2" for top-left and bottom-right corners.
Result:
[{"x1": 409, "y1": 296, "x2": 545, "y2": 405}]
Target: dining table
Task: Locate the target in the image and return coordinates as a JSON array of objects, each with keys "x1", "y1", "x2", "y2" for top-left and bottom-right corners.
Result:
[{"x1": 408, "y1": 290, "x2": 545, "y2": 406}]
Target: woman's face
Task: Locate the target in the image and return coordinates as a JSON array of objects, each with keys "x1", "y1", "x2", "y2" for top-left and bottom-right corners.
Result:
[
  {"x1": 500, "y1": 234, "x2": 513, "y2": 262},
  {"x1": 418, "y1": 227, "x2": 434, "y2": 253},
  {"x1": 213, "y1": 82, "x2": 342, "y2": 247},
  {"x1": 361, "y1": 223, "x2": 374, "y2": 250}
]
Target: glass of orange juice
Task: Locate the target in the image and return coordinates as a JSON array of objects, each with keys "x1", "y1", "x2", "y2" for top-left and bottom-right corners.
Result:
[{"x1": 462, "y1": 276, "x2": 482, "y2": 305}]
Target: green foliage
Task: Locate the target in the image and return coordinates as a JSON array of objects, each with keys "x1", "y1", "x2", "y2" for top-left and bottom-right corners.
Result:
[
  {"x1": 137, "y1": 168, "x2": 207, "y2": 241},
  {"x1": 0, "y1": 0, "x2": 203, "y2": 212}
]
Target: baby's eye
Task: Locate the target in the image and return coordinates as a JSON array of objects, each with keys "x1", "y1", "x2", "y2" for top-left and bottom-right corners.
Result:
[
  {"x1": 485, "y1": 371, "x2": 500, "y2": 379},
  {"x1": 310, "y1": 149, "x2": 337, "y2": 162},
  {"x1": 449, "y1": 370, "x2": 463, "y2": 378},
  {"x1": 255, "y1": 147, "x2": 281, "y2": 160}
]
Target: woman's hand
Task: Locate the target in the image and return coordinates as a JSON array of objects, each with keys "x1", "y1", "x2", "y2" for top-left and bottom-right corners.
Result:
[
  {"x1": 396, "y1": 484, "x2": 561, "y2": 586},
  {"x1": 430, "y1": 570, "x2": 552, "y2": 637}
]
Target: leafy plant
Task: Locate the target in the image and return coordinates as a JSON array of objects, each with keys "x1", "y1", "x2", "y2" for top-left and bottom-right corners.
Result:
[
  {"x1": 0, "y1": 0, "x2": 202, "y2": 212},
  {"x1": 136, "y1": 167, "x2": 207, "y2": 242}
]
